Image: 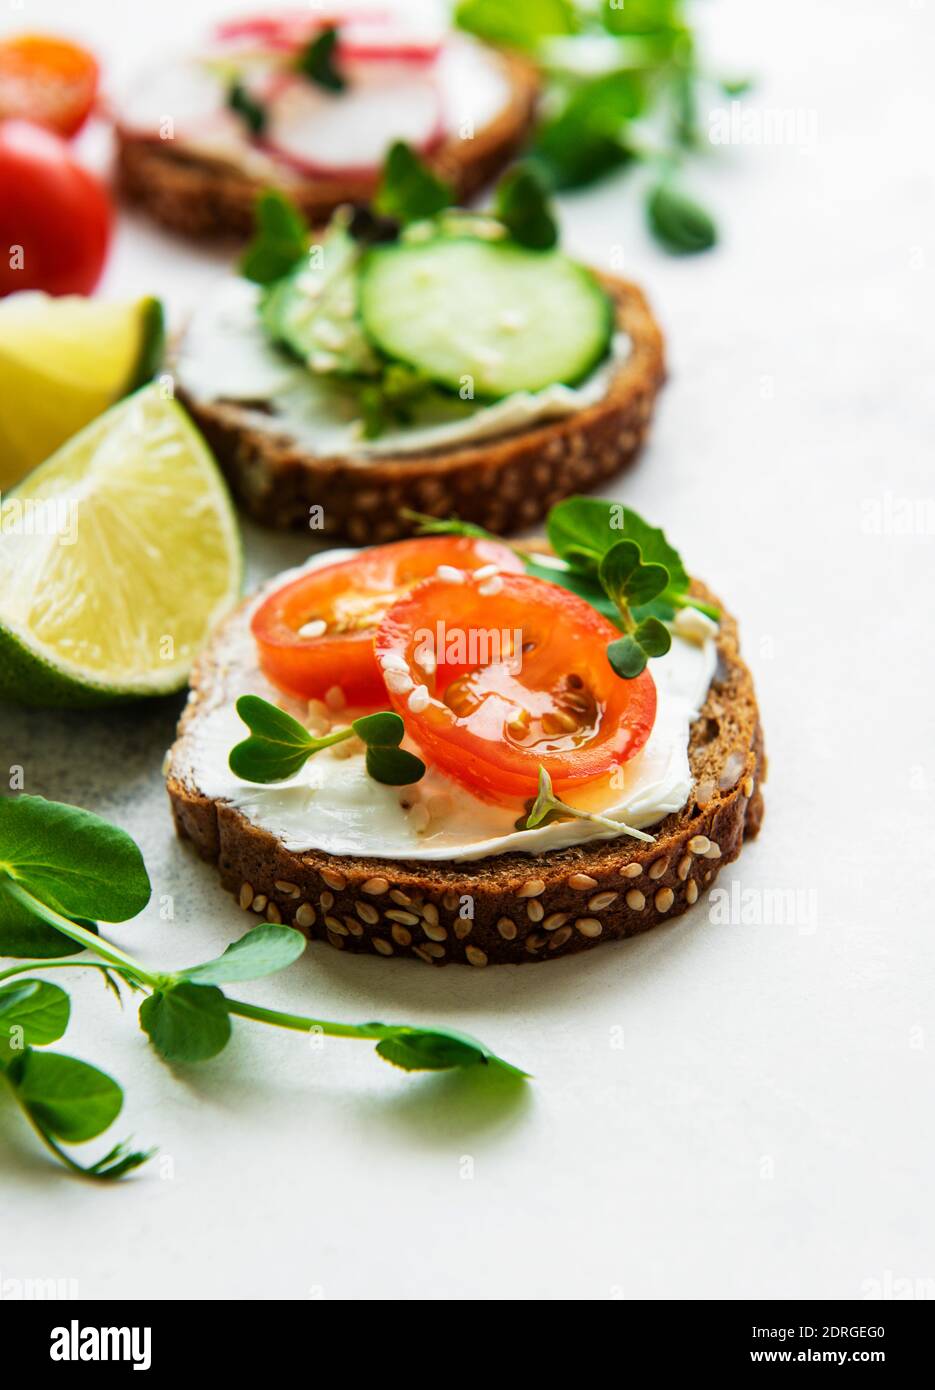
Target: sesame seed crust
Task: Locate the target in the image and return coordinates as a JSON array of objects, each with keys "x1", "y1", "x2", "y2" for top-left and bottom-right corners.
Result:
[{"x1": 167, "y1": 579, "x2": 765, "y2": 966}]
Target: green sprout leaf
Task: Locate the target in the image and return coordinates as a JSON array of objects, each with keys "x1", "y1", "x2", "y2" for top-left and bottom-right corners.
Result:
[
  {"x1": 598, "y1": 539, "x2": 669, "y2": 610},
  {"x1": 373, "y1": 1024, "x2": 529, "y2": 1077},
  {"x1": 178, "y1": 925, "x2": 306, "y2": 987},
  {"x1": 296, "y1": 25, "x2": 345, "y2": 92},
  {"x1": 139, "y1": 984, "x2": 232, "y2": 1064},
  {"x1": 647, "y1": 182, "x2": 717, "y2": 255},
  {"x1": 374, "y1": 141, "x2": 452, "y2": 225},
  {"x1": 607, "y1": 617, "x2": 671, "y2": 679},
  {"x1": 518, "y1": 765, "x2": 653, "y2": 841},
  {"x1": 229, "y1": 694, "x2": 345, "y2": 782},
  {"x1": 352, "y1": 711, "x2": 426, "y2": 786},
  {"x1": 0, "y1": 979, "x2": 70, "y2": 1049},
  {"x1": 531, "y1": 71, "x2": 643, "y2": 191},
  {"x1": 494, "y1": 164, "x2": 558, "y2": 250},
  {"x1": 456, "y1": 0, "x2": 577, "y2": 50},
  {"x1": 240, "y1": 191, "x2": 311, "y2": 286},
  {"x1": 6, "y1": 1048, "x2": 124, "y2": 1144},
  {"x1": 227, "y1": 80, "x2": 267, "y2": 136}
]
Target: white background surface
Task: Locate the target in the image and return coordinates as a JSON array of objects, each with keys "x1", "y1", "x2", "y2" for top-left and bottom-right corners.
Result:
[{"x1": 2, "y1": 0, "x2": 933, "y2": 1300}]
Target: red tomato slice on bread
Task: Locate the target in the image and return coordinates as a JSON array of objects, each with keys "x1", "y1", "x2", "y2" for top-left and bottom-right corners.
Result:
[
  {"x1": 252, "y1": 537, "x2": 524, "y2": 705},
  {"x1": 375, "y1": 571, "x2": 657, "y2": 803}
]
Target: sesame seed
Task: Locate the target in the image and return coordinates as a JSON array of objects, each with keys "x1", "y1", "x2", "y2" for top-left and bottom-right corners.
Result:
[
  {"x1": 743, "y1": 776, "x2": 755, "y2": 798},
  {"x1": 655, "y1": 888, "x2": 674, "y2": 912},
  {"x1": 386, "y1": 909, "x2": 419, "y2": 926},
  {"x1": 409, "y1": 803, "x2": 431, "y2": 833},
  {"x1": 423, "y1": 920, "x2": 448, "y2": 942},
  {"x1": 408, "y1": 684, "x2": 430, "y2": 713},
  {"x1": 625, "y1": 889, "x2": 646, "y2": 911},
  {"x1": 294, "y1": 903, "x2": 316, "y2": 929},
  {"x1": 389, "y1": 888, "x2": 412, "y2": 906},
  {"x1": 251, "y1": 894, "x2": 267, "y2": 913},
  {"x1": 525, "y1": 932, "x2": 546, "y2": 953},
  {"x1": 413, "y1": 946, "x2": 433, "y2": 965},
  {"x1": 421, "y1": 902, "x2": 439, "y2": 926},
  {"x1": 548, "y1": 925, "x2": 573, "y2": 949},
  {"x1": 418, "y1": 649, "x2": 437, "y2": 676},
  {"x1": 677, "y1": 856, "x2": 692, "y2": 881},
  {"x1": 575, "y1": 917, "x2": 603, "y2": 938},
  {"x1": 473, "y1": 563, "x2": 499, "y2": 581},
  {"x1": 478, "y1": 576, "x2": 503, "y2": 597},
  {"x1": 704, "y1": 842, "x2": 722, "y2": 859},
  {"x1": 362, "y1": 876, "x2": 390, "y2": 896},
  {"x1": 385, "y1": 670, "x2": 414, "y2": 694},
  {"x1": 454, "y1": 920, "x2": 472, "y2": 939},
  {"x1": 391, "y1": 924, "x2": 412, "y2": 946},
  {"x1": 324, "y1": 915, "x2": 347, "y2": 935},
  {"x1": 298, "y1": 618, "x2": 326, "y2": 639},
  {"x1": 319, "y1": 891, "x2": 334, "y2": 911},
  {"x1": 307, "y1": 698, "x2": 330, "y2": 722},
  {"x1": 686, "y1": 880, "x2": 699, "y2": 905},
  {"x1": 343, "y1": 916, "x2": 363, "y2": 937},
  {"x1": 523, "y1": 900, "x2": 542, "y2": 923},
  {"x1": 622, "y1": 863, "x2": 643, "y2": 879},
  {"x1": 543, "y1": 913, "x2": 569, "y2": 931},
  {"x1": 569, "y1": 873, "x2": 599, "y2": 891},
  {"x1": 356, "y1": 902, "x2": 379, "y2": 925},
  {"x1": 266, "y1": 902, "x2": 282, "y2": 924},
  {"x1": 517, "y1": 878, "x2": 546, "y2": 898},
  {"x1": 327, "y1": 930, "x2": 345, "y2": 950},
  {"x1": 321, "y1": 868, "x2": 347, "y2": 891},
  {"x1": 423, "y1": 942, "x2": 445, "y2": 959},
  {"x1": 648, "y1": 857, "x2": 669, "y2": 881},
  {"x1": 588, "y1": 891, "x2": 617, "y2": 910},
  {"x1": 689, "y1": 835, "x2": 711, "y2": 855},
  {"x1": 496, "y1": 916, "x2": 517, "y2": 940},
  {"x1": 695, "y1": 779, "x2": 715, "y2": 806},
  {"x1": 466, "y1": 945, "x2": 488, "y2": 967},
  {"x1": 275, "y1": 880, "x2": 300, "y2": 898},
  {"x1": 239, "y1": 882, "x2": 254, "y2": 911},
  {"x1": 379, "y1": 652, "x2": 409, "y2": 673},
  {"x1": 324, "y1": 685, "x2": 346, "y2": 711},
  {"x1": 443, "y1": 891, "x2": 460, "y2": 910},
  {"x1": 436, "y1": 565, "x2": 465, "y2": 584},
  {"x1": 372, "y1": 938, "x2": 393, "y2": 956}
]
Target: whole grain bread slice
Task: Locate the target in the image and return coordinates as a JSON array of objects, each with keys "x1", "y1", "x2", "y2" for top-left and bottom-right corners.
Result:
[
  {"x1": 114, "y1": 50, "x2": 539, "y2": 241},
  {"x1": 177, "y1": 274, "x2": 665, "y2": 539},
  {"x1": 166, "y1": 578, "x2": 764, "y2": 966}
]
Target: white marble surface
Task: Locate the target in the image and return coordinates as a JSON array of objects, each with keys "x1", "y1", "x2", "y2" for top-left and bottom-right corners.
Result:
[{"x1": 2, "y1": 0, "x2": 933, "y2": 1300}]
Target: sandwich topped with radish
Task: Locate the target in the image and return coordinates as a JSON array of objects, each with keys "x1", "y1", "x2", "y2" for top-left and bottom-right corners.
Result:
[
  {"x1": 112, "y1": 6, "x2": 538, "y2": 238},
  {"x1": 172, "y1": 146, "x2": 666, "y2": 538},
  {"x1": 166, "y1": 498, "x2": 765, "y2": 966}
]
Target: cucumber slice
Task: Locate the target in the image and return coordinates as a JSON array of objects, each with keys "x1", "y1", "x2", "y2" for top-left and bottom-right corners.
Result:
[
  {"x1": 358, "y1": 238, "x2": 614, "y2": 398},
  {"x1": 260, "y1": 225, "x2": 380, "y2": 378}
]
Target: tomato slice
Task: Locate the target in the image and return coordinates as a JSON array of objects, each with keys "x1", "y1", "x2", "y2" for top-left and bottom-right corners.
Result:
[
  {"x1": 252, "y1": 537, "x2": 524, "y2": 705},
  {"x1": 0, "y1": 35, "x2": 99, "y2": 137},
  {"x1": 375, "y1": 572, "x2": 657, "y2": 803}
]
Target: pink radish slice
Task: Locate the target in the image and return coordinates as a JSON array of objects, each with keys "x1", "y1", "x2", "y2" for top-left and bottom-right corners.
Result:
[
  {"x1": 213, "y1": 11, "x2": 441, "y2": 64},
  {"x1": 113, "y1": 59, "x2": 244, "y2": 141},
  {"x1": 262, "y1": 67, "x2": 444, "y2": 177}
]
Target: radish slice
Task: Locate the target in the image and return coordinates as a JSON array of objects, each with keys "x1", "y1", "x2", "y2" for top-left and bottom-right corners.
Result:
[
  {"x1": 213, "y1": 10, "x2": 442, "y2": 65},
  {"x1": 113, "y1": 59, "x2": 243, "y2": 141},
  {"x1": 263, "y1": 66, "x2": 444, "y2": 177}
]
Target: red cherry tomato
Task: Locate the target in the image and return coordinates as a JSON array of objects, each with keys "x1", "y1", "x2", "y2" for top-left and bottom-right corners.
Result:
[
  {"x1": 252, "y1": 537, "x2": 524, "y2": 705},
  {"x1": 0, "y1": 34, "x2": 99, "y2": 137},
  {"x1": 375, "y1": 572, "x2": 658, "y2": 803},
  {"x1": 0, "y1": 119, "x2": 111, "y2": 296}
]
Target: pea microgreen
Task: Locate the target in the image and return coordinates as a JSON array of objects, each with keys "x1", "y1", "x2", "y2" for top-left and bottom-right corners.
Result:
[
  {"x1": 0, "y1": 795, "x2": 526, "y2": 1180},
  {"x1": 493, "y1": 164, "x2": 558, "y2": 251},
  {"x1": 229, "y1": 696, "x2": 426, "y2": 786},
  {"x1": 517, "y1": 766, "x2": 654, "y2": 842},
  {"x1": 374, "y1": 140, "x2": 452, "y2": 226},
  {"x1": 295, "y1": 25, "x2": 345, "y2": 92},
  {"x1": 240, "y1": 191, "x2": 311, "y2": 286},
  {"x1": 227, "y1": 80, "x2": 267, "y2": 136}
]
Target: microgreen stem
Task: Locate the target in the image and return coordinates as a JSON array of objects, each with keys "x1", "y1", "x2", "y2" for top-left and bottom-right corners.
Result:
[
  {"x1": 3, "y1": 882, "x2": 155, "y2": 985},
  {"x1": 224, "y1": 997, "x2": 384, "y2": 1041}
]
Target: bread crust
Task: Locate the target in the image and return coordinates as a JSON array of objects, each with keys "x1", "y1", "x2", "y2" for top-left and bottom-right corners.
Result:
[
  {"x1": 177, "y1": 274, "x2": 666, "y2": 539},
  {"x1": 166, "y1": 580, "x2": 765, "y2": 966},
  {"x1": 114, "y1": 50, "x2": 539, "y2": 240}
]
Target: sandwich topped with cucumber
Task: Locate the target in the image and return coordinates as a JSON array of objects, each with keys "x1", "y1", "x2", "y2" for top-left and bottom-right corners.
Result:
[{"x1": 173, "y1": 144, "x2": 665, "y2": 540}]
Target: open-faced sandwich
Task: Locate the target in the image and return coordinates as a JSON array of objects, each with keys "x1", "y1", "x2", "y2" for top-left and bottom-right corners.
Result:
[
  {"x1": 111, "y1": 8, "x2": 538, "y2": 239},
  {"x1": 166, "y1": 498, "x2": 765, "y2": 966},
  {"x1": 172, "y1": 149, "x2": 665, "y2": 538}
]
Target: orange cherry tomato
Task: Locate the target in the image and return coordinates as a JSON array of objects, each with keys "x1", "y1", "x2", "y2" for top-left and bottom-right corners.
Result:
[
  {"x1": 0, "y1": 35, "x2": 99, "y2": 137},
  {"x1": 251, "y1": 537, "x2": 524, "y2": 705},
  {"x1": 0, "y1": 119, "x2": 111, "y2": 296},
  {"x1": 375, "y1": 571, "x2": 657, "y2": 803}
]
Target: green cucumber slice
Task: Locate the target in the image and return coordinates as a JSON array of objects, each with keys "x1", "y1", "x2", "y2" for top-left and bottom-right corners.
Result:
[
  {"x1": 260, "y1": 225, "x2": 380, "y2": 378},
  {"x1": 358, "y1": 238, "x2": 614, "y2": 399}
]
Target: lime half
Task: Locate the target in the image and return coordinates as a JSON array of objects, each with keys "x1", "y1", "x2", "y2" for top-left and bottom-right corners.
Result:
[
  {"x1": 0, "y1": 291, "x2": 164, "y2": 489},
  {"x1": 0, "y1": 384, "x2": 242, "y2": 707}
]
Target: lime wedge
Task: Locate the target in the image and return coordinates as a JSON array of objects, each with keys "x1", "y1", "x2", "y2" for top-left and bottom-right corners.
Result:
[
  {"x1": 0, "y1": 384, "x2": 242, "y2": 707},
  {"x1": 0, "y1": 291, "x2": 164, "y2": 489}
]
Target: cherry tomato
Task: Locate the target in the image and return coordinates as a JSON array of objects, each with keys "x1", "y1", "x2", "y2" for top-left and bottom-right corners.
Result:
[
  {"x1": 0, "y1": 35, "x2": 99, "y2": 137},
  {"x1": 0, "y1": 120, "x2": 111, "y2": 296},
  {"x1": 252, "y1": 537, "x2": 524, "y2": 705},
  {"x1": 375, "y1": 571, "x2": 657, "y2": 803}
]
